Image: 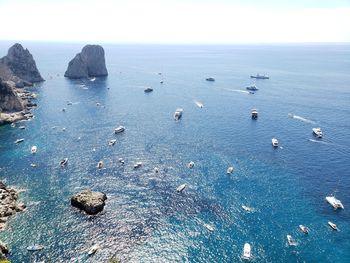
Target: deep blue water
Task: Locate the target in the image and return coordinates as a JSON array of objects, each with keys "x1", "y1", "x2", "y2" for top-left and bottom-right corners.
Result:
[{"x1": 0, "y1": 42, "x2": 349, "y2": 262}]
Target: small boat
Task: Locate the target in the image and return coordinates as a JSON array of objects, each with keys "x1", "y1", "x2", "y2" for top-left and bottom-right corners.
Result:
[
  {"x1": 27, "y1": 244, "x2": 44, "y2": 251},
  {"x1": 328, "y1": 221, "x2": 338, "y2": 231},
  {"x1": 287, "y1": 235, "x2": 297, "y2": 246},
  {"x1": 67, "y1": 101, "x2": 73, "y2": 105},
  {"x1": 325, "y1": 196, "x2": 344, "y2": 210},
  {"x1": 96, "y1": 102, "x2": 101, "y2": 106},
  {"x1": 312, "y1": 127, "x2": 323, "y2": 138},
  {"x1": 87, "y1": 244, "x2": 99, "y2": 256},
  {"x1": 206, "y1": 77, "x2": 215, "y2": 81},
  {"x1": 60, "y1": 158, "x2": 68, "y2": 167},
  {"x1": 176, "y1": 183, "x2": 187, "y2": 193},
  {"x1": 18, "y1": 126, "x2": 26, "y2": 129},
  {"x1": 203, "y1": 223, "x2": 214, "y2": 232},
  {"x1": 299, "y1": 224, "x2": 310, "y2": 234},
  {"x1": 11, "y1": 123, "x2": 16, "y2": 128},
  {"x1": 272, "y1": 137, "x2": 279, "y2": 147},
  {"x1": 160, "y1": 81, "x2": 164, "y2": 84},
  {"x1": 154, "y1": 167, "x2": 159, "y2": 173},
  {"x1": 250, "y1": 74, "x2": 269, "y2": 79},
  {"x1": 144, "y1": 87, "x2": 153, "y2": 93},
  {"x1": 115, "y1": 126, "x2": 125, "y2": 134},
  {"x1": 188, "y1": 161, "x2": 195, "y2": 169},
  {"x1": 134, "y1": 162, "x2": 142, "y2": 169},
  {"x1": 89, "y1": 77, "x2": 96, "y2": 82},
  {"x1": 30, "y1": 163, "x2": 37, "y2": 167},
  {"x1": 227, "y1": 167, "x2": 234, "y2": 174},
  {"x1": 174, "y1": 108, "x2": 183, "y2": 121},
  {"x1": 251, "y1": 109, "x2": 258, "y2": 119},
  {"x1": 14, "y1": 138, "x2": 24, "y2": 144},
  {"x1": 242, "y1": 205, "x2": 253, "y2": 212},
  {"x1": 118, "y1": 158, "x2": 125, "y2": 164},
  {"x1": 97, "y1": 161, "x2": 104, "y2": 169},
  {"x1": 92, "y1": 147, "x2": 96, "y2": 152},
  {"x1": 62, "y1": 108, "x2": 66, "y2": 112},
  {"x1": 242, "y1": 243, "x2": 251, "y2": 260},
  {"x1": 62, "y1": 127, "x2": 66, "y2": 132},
  {"x1": 246, "y1": 85, "x2": 259, "y2": 91},
  {"x1": 249, "y1": 91, "x2": 255, "y2": 94},
  {"x1": 108, "y1": 139, "x2": 117, "y2": 146},
  {"x1": 31, "y1": 146, "x2": 37, "y2": 154}
]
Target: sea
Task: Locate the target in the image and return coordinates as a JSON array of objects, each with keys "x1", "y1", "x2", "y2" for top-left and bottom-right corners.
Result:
[{"x1": 0, "y1": 42, "x2": 349, "y2": 263}]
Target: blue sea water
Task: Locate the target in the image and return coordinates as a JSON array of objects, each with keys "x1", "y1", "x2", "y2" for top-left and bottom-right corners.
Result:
[{"x1": 0, "y1": 42, "x2": 349, "y2": 262}]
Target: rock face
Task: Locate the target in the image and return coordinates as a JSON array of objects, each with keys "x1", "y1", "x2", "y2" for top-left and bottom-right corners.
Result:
[
  {"x1": 0, "y1": 240, "x2": 9, "y2": 260},
  {"x1": 0, "y1": 181, "x2": 26, "y2": 231},
  {"x1": 0, "y1": 79, "x2": 24, "y2": 112},
  {"x1": 71, "y1": 190, "x2": 107, "y2": 215},
  {"x1": 64, "y1": 45, "x2": 108, "y2": 79}
]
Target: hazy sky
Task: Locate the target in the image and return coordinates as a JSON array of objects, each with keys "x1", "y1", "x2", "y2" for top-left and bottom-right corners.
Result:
[{"x1": 0, "y1": 0, "x2": 349, "y2": 43}]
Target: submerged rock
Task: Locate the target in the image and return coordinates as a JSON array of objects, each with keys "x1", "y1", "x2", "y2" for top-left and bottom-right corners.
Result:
[
  {"x1": 71, "y1": 190, "x2": 107, "y2": 215},
  {"x1": 64, "y1": 45, "x2": 108, "y2": 79}
]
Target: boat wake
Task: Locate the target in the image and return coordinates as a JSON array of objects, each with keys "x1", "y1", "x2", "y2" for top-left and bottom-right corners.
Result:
[
  {"x1": 193, "y1": 100, "x2": 204, "y2": 108},
  {"x1": 223, "y1": 88, "x2": 250, "y2": 94},
  {"x1": 288, "y1": 113, "x2": 316, "y2": 124},
  {"x1": 308, "y1": 139, "x2": 329, "y2": 145}
]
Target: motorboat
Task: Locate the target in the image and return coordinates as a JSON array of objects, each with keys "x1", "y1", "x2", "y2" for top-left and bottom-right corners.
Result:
[
  {"x1": 88, "y1": 244, "x2": 100, "y2": 256},
  {"x1": 325, "y1": 196, "x2": 344, "y2": 210},
  {"x1": 272, "y1": 137, "x2": 278, "y2": 147},
  {"x1": 62, "y1": 108, "x2": 66, "y2": 112},
  {"x1": 96, "y1": 102, "x2": 101, "y2": 106},
  {"x1": 108, "y1": 139, "x2": 117, "y2": 146},
  {"x1": 251, "y1": 109, "x2": 258, "y2": 119},
  {"x1": 206, "y1": 77, "x2": 215, "y2": 81},
  {"x1": 31, "y1": 146, "x2": 37, "y2": 154},
  {"x1": 227, "y1": 166, "x2": 234, "y2": 174},
  {"x1": 242, "y1": 243, "x2": 251, "y2": 260},
  {"x1": 160, "y1": 81, "x2": 164, "y2": 84},
  {"x1": 27, "y1": 244, "x2": 44, "y2": 251},
  {"x1": 312, "y1": 127, "x2": 323, "y2": 138},
  {"x1": 188, "y1": 161, "x2": 195, "y2": 169},
  {"x1": 328, "y1": 221, "x2": 338, "y2": 231},
  {"x1": 174, "y1": 108, "x2": 183, "y2": 121},
  {"x1": 97, "y1": 161, "x2": 104, "y2": 169},
  {"x1": 176, "y1": 183, "x2": 187, "y2": 193},
  {"x1": 246, "y1": 85, "x2": 259, "y2": 91},
  {"x1": 62, "y1": 127, "x2": 66, "y2": 132},
  {"x1": 60, "y1": 158, "x2": 68, "y2": 167},
  {"x1": 134, "y1": 162, "x2": 142, "y2": 169},
  {"x1": 242, "y1": 205, "x2": 253, "y2": 212},
  {"x1": 287, "y1": 235, "x2": 297, "y2": 246},
  {"x1": 299, "y1": 224, "x2": 310, "y2": 234},
  {"x1": 154, "y1": 167, "x2": 159, "y2": 173},
  {"x1": 115, "y1": 126, "x2": 125, "y2": 134},
  {"x1": 18, "y1": 126, "x2": 26, "y2": 129},
  {"x1": 118, "y1": 158, "x2": 125, "y2": 164},
  {"x1": 89, "y1": 77, "x2": 96, "y2": 82},
  {"x1": 144, "y1": 87, "x2": 153, "y2": 93},
  {"x1": 203, "y1": 223, "x2": 214, "y2": 232},
  {"x1": 14, "y1": 138, "x2": 24, "y2": 144},
  {"x1": 30, "y1": 163, "x2": 37, "y2": 167},
  {"x1": 250, "y1": 74, "x2": 269, "y2": 79}
]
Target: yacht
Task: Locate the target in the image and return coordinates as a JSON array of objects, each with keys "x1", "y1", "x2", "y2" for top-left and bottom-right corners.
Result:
[
  {"x1": 227, "y1": 166, "x2": 234, "y2": 174},
  {"x1": 188, "y1": 161, "x2": 195, "y2": 169},
  {"x1": 31, "y1": 146, "x2": 37, "y2": 154},
  {"x1": 328, "y1": 221, "x2": 338, "y2": 231},
  {"x1": 97, "y1": 161, "x2": 104, "y2": 169},
  {"x1": 144, "y1": 87, "x2": 153, "y2": 93},
  {"x1": 205, "y1": 77, "x2": 215, "y2": 81},
  {"x1": 242, "y1": 243, "x2": 251, "y2": 260},
  {"x1": 134, "y1": 162, "x2": 142, "y2": 169},
  {"x1": 251, "y1": 109, "x2": 258, "y2": 119},
  {"x1": 60, "y1": 158, "x2": 68, "y2": 167},
  {"x1": 108, "y1": 139, "x2": 117, "y2": 146},
  {"x1": 272, "y1": 137, "x2": 279, "y2": 147},
  {"x1": 203, "y1": 223, "x2": 214, "y2": 232},
  {"x1": 14, "y1": 138, "x2": 24, "y2": 144},
  {"x1": 115, "y1": 126, "x2": 125, "y2": 134},
  {"x1": 250, "y1": 74, "x2": 269, "y2": 79},
  {"x1": 287, "y1": 235, "x2": 297, "y2": 246},
  {"x1": 242, "y1": 205, "x2": 253, "y2": 212},
  {"x1": 27, "y1": 245, "x2": 44, "y2": 251},
  {"x1": 88, "y1": 244, "x2": 100, "y2": 256},
  {"x1": 246, "y1": 85, "x2": 259, "y2": 91},
  {"x1": 312, "y1": 127, "x2": 323, "y2": 138},
  {"x1": 325, "y1": 196, "x2": 344, "y2": 210},
  {"x1": 174, "y1": 108, "x2": 183, "y2": 120},
  {"x1": 299, "y1": 225, "x2": 310, "y2": 234},
  {"x1": 176, "y1": 183, "x2": 187, "y2": 193}
]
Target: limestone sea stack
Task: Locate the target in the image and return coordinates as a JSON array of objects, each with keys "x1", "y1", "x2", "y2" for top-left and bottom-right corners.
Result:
[
  {"x1": 71, "y1": 190, "x2": 107, "y2": 215},
  {"x1": 64, "y1": 45, "x2": 108, "y2": 79}
]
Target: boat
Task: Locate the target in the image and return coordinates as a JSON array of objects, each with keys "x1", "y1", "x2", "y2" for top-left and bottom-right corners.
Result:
[
  {"x1": 174, "y1": 108, "x2": 183, "y2": 121},
  {"x1": 227, "y1": 166, "x2": 234, "y2": 174},
  {"x1": 27, "y1": 244, "x2": 44, "y2": 251},
  {"x1": 325, "y1": 196, "x2": 344, "y2": 210},
  {"x1": 242, "y1": 243, "x2": 251, "y2": 260},
  {"x1": 144, "y1": 87, "x2": 153, "y2": 93},
  {"x1": 287, "y1": 235, "x2": 297, "y2": 246},
  {"x1": 176, "y1": 183, "x2": 187, "y2": 193},
  {"x1": 18, "y1": 126, "x2": 26, "y2": 129},
  {"x1": 272, "y1": 137, "x2": 278, "y2": 147},
  {"x1": 97, "y1": 161, "x2": 104, "y2": 169},
  {"x1": 62, "y1": 127, "x2": 66, "y2": 132},
  {"x1": 30, "y1": 163, "x2": 37, "y2": 167},
  {"x1": 299, "y1": 224, "x2": 310, "y2": 234},
  {"x1": 251, "y1": 109, "x2": 258, "y2": 119},
  {"x1": 206, "y1": 77, "x2": 215, "y2": 81},
  {"x1": 60, "y1": 158, "x2": 68, "y2": 167},
  {"x1": 31, "y1": 146, "x2": 37, "y2": 154},
  {"x1": 115, "y1": 126, "x2": 125, "y2": 134},
  {"x1": 312, "y1": 127, "x2": 323, "y2": 138},
  {"x1": 11, "y1": 123, "x2": 15, "y2": 128},
  {"x1": 188, "y1": 161, "x2": 195, "y2": 169},
  {"x1": 242, "y1": 205, "x2": 253, "y2": 212},
  {"x1": 250, "y1": 74, "x2": 269, "y2": 79},
  {"x1": 246, "y1": 85, "x2": 259, "y2": 91},
  {"x1": 108, "y1": 139, "x2": 117, "y2": 146},
  {"x1": 154, "y1": 167, "x2": 159, "y2": 173},
  {"x1": 203, "y1": 223, "x2": 214, "y2": 232},
  {"x1": 67, "y1": 101, "x2": 73, "y2": 105},
  {"x1": 14, "y1": 138, "x2": 24, "y2": 144},
  {"x1": 88, "y1": 244, "x2": 100, "y2": 256},
  {"x1": 118, "y1": 158, "x2": 125, "y2": 164},
  {"x1": 160, "y1": 81, "x2": 164, "y2": 84},
  {"x1": 62, "y1": 108, "x2": 66, "y2": 112},
  {"x1": 89, "y1": 77, "x2": 96, "y2": 82},
  {"x1": 328, "y1": 221, "x2": 338, "y2": 231},
  {"x1": 134, "y1": 162, "x2": 142, "y2": 169}
]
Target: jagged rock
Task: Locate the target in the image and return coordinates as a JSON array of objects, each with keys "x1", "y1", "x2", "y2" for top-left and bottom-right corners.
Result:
[
  {"x1": 64, "y1": 45, "x2": 108, "y2": 79},
  {"x1": 0, "y1": 240, "x2": 9, "y2": 255},
  {"x1": 0, "y1": 79, "x2": 24, "y2": 112},
  {"x1": 71, "y1": 190, "x2": 107, "y2": 215}
]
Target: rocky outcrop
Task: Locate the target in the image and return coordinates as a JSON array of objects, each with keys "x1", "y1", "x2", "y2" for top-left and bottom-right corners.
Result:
[
  {"x1": 0, "y1": 181, "x2": 26, "y2": 231},
  {"x1": 64, "y1": 45, "x2": 108, "y2": 79},
  {"x1": 0, "y1": 240, "x2": 9, "y2": 260},
  {"x1": 71, "y1": 190, "x2": 107, "y2": 215}
]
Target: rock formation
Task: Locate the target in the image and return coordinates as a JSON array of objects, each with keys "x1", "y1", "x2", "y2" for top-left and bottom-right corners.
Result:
[
  {"x1": 64, "y1": 45, "x2": 108, "y2": 79},
  {"x1": 0, "y1": 181, "x2": 26, "y2": 231},
  {"x1": 0, "y1": 240, "x2": 9, "y2": 260},
  {"x1": 71, "y1": 190, "x2": 107, "y2": 215}
]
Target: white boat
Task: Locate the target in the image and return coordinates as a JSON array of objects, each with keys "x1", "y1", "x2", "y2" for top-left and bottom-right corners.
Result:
[
  {"x1": 62, "y1": 127, "x2": 66, "y2": 132},
  {"x1": 287, "y1": 235, "x2": 297, "y2": 246},
  {"x1": 299, "y1": 224, "x2": 310, "y2": 234},
  {"x1": 15, "y1": 138, "x2": 24, "y2": 144},
  {"x1": 31, "y1": 146, "x2": 37, "y2": 154},
  {"x1": 250, "y1": 74, "x2": 269, "y2": 79},
  {"x1": 115, "y1": 126, "x2": 125, "y2": 134},
  {"x1": 154, "y1": 167, "x2": 159, "y2": 173},
  {"x1": 62, "y1": 108, "x2": 66, "y2": 112},
  {"x1": 30, "y1": 163, "x2": 37, "y2": 167},
  {"x1": 227, "y1": 166, "x2": 234, "y2": 174},
  {"x1": 89, "y1": 77, "x2": 96, "y2": 82},
  {"x1": 242, "y1": 243, "x2": 251, "y2": 260},
  {"x1": 134, "y1": 162, "x2": 142, "y2": 169},
  {"x1": 272, "y1": 137, "x2": 278, "y2": 147},
  {"x1": 242, "y1": 205, "x2": 253, "y2": 212},
  {"x1": 328, "y1": 221, "x2": 338, "y2": 231},
  {"x1": 325, "y1": 196, "x2": 344, "y2": 210},
  {"x1": 174, "y1": 108, "x2": 183, "y2": 121},
  {"x1": 88, "y1": 244, "x2": 99, "y2": 256},
  {"x1": 97, "y1": 161, "x2": 104, "y2": 169},
  {"x1": 312, "y1": 127, "x2": 323, "y2": 138},
  {"x1": 118, "y1": 158, "x2": 125, "y2": 164},
  {"x1": 27, "y1": 244, "x2": 44, "y2": 251},
  {"x1": 203, "y1": 223, "x2": 214, "y2": 232},
  {"x1": 60, "y1": 158, "x2": 68, "y2": 167},
  {"x1": 188, "y1": 161, "x2": 195, "y2": 169},
  {"x1": 18, "y1": 126, "x2": 26, "y2": 129},
  {"x1": 176, "y1": 183, "x2": 187, "y2": 193},
  {"x1": 251, "y1": 109, "x2": 258, "y2": 119},
  {"x1": 108, "y1": 139, "x2": 117, "y2": 146}
]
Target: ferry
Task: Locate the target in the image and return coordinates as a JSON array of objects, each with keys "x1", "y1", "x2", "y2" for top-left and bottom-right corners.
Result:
[
  {"x1": 272, "y1": 137, "x2": 279, "y2": 147},
  {"x1": 242, "y1": 243, "x2": 251, "y2": 260},
  {"x1": 325, "y1": 196, "x2": 344, "y2": 210},
  {"x1": 176, "y1": 183, "x2": 187, "y2": 193},
  {"x1": 115, "y1": 126, "x2": 125, "y2": 134},
  {"x1": 174, "y1": 108, "x2": 183, "y2": 121},
  {"x1": 250, "y1": 74, "x2": 269, "y2": 79},
  {"x1": 299, "y1": 224, "x2": 310, "y2": 234},
  {"x1": 251, "y1": 109, "x2": 258, "y2": 119},
  {"x1": 246, "y1": 85, "x2": 259, "y2": 91},
  {"x1": 312, "y1": 127, "x2": 323, "y2": 138}
]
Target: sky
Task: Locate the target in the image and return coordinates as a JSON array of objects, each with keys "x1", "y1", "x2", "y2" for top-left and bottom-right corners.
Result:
[{"x1": 0, "y1": 0, "x2": 349, "y2": 43}]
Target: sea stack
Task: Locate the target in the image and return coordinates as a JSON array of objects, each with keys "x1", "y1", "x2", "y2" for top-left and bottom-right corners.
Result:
[
  {"x1": 71, "y1": 190, "x2": 107, "y2": 215},
  {"x1": 64, "y1": 45, "x2": 108, "y2": 79}
]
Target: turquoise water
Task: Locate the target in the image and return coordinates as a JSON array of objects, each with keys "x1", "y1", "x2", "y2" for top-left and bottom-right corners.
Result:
[{"x1": 0, "y1": 43, "x2": 349, "y2": 262}]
